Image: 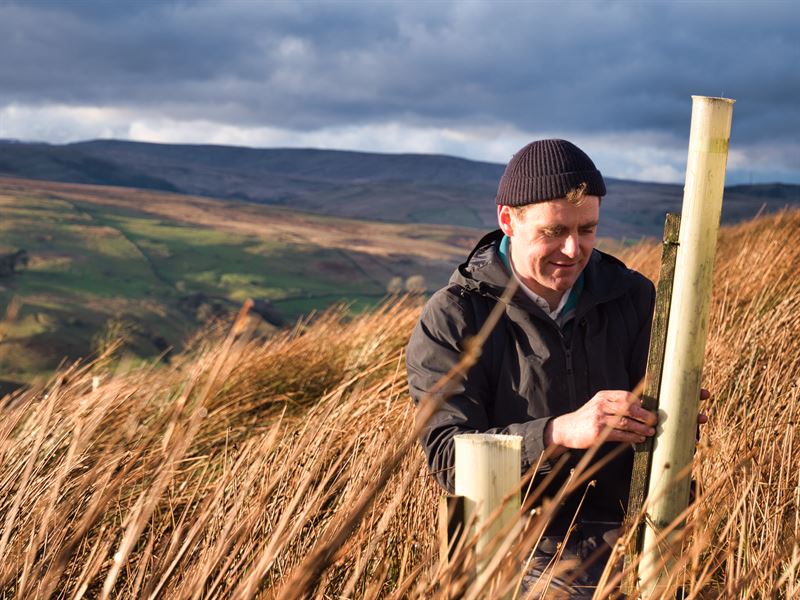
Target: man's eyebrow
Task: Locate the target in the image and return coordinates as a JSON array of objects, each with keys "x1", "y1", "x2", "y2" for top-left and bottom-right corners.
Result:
[{"x1": 580, "y1": 220, "x2": 599, "y2": 228}]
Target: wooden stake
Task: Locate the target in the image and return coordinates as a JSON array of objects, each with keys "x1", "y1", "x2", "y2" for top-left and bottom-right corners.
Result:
[
  {"x1": 438, "y1": 494, "x2": 465, "y2": 567},
  {"x1": 622, "y1": 212, "x2": 680, "y2": 596}
]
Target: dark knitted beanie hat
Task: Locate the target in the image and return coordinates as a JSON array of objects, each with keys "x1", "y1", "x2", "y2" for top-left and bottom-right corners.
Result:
[{"x1": 495, "y1": 139, "x2": 606, "y2": 206}]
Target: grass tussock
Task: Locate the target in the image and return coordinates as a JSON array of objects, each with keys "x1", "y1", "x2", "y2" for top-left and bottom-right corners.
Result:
[{"x1": 1, "y1": 208, "x2": 799, "y2": 599}]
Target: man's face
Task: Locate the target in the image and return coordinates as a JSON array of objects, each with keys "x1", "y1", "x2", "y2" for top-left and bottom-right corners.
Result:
[{"x1": 497, "y1": 196, "x2": 600, "y2": 304}]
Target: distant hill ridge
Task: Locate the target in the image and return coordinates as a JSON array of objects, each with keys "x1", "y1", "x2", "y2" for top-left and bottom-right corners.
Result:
[{"x1": 1, "y1": 139, "x2": 798, "y2": 239}]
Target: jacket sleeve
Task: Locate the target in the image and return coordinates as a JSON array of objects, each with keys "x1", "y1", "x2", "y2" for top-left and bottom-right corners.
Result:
[{"x1": 406, "y1": 288, "x2": 553, "y2": 493}]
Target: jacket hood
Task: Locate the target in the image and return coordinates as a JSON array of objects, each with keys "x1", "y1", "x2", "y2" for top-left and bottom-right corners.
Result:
[{"x1": 449, "y1": 229, "x2": 640, "y2": 314}]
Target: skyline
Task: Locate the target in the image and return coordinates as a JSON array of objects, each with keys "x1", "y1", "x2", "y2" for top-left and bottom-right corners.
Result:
[{"x1": 1, "y1": 1, "x2": 798, "y2": 185}]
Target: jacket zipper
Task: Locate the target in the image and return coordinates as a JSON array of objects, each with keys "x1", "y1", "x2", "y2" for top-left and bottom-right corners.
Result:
[
  {"x1": 514, "y1": 297, "x2": 586, "y2": 412},
  {"x1": 562, "y1": 339, "x2": 577, "y2": 411}
]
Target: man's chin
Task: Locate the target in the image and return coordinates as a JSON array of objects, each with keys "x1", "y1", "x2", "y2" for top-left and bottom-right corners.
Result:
[
  {"x1": 547, "y1": 263, "x2": 585, "y2": 287},
  {"x1": 548, "y1": 276, "x2": 579, "y2": 292}
]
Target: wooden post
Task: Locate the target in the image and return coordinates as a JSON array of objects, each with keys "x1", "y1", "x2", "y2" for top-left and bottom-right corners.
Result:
[
  {"x1": 439, "y1": 494, "x2": 466, "y2": 567},
  {"x1": 454, "y1": 434, "x2": 521, "y2": 576},
  {"x1": 638, "y1": 96, "x2": 734, "y2": 597},
  {"x1": 622, "y1": 213, "x2": 680, "y2": 596}
]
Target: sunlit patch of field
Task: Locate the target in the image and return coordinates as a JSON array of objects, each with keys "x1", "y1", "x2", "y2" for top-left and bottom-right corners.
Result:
[
  {"x1": 0, "y1": 177, "x2": 483, "y2": 383},
  {"x1": 0, "y1": 177, "x2": 479, "y2": 260}
]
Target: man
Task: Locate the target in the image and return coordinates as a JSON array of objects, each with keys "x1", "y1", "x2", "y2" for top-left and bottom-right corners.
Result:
[{"x1": 406, "y1": 139, "x2": 659, "y2": 594}]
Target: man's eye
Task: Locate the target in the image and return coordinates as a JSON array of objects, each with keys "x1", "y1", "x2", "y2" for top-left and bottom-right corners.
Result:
[
  {"x1": 580, "y1": 227, "x2": 596, "y2": 234},
  {"x1": 543, "y1": 228, "x2": 564, "y2": 237}
]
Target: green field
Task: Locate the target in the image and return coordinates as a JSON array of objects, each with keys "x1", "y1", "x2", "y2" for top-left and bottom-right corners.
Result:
[{"x1": 1, "y1": 181, "x2": 457, "y2": 386}]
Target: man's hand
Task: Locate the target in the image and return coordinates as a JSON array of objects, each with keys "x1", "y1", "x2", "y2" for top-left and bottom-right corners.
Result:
[
  {"x1": 544, "y1": 388, "x2": 711, "y2": 457},
  {"x1": 544, "y1": 391, "x2": 656, "y2": 455}
]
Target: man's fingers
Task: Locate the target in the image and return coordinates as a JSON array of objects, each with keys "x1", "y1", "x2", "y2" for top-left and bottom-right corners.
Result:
[
  {"x1": 697, "y1": 385, "x2": 709, "y2": 424},
  {"x1": 609, "y1": 415, "x2": 656, "y2": 437},
  {"x1": 605, "y1": 401, "x2": 657, "y2": 427},
  {"x1": 607, "y1": 429, "x2": 647, "y2": 444},
  {"x1": 597, "y1": 390, "x2": 658, "y2": 427},
  {"x1": 627, "y1": 404, "x2": 658, "y2": 427}
]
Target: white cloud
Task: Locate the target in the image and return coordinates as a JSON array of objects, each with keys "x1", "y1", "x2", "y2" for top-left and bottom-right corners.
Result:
[
  {"x1": 0, "y1": 104, "x2": 133, "y2": 142},
  {"x1": 575, "y1": 131, "x2": 688, "y2": 184},
  {"x1": 1, "y1": 102, "x2": 796, "y2": 185},
  {"x1": 126, "y1": 114, "x2": 536, "y2": 160}
]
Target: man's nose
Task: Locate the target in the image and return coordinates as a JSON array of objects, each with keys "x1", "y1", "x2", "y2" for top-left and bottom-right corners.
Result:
[{"x1": 562, "y1": 234, "x2": 580, "y2": 258}]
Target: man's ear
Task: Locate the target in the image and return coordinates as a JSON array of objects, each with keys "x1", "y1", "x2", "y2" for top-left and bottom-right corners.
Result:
[{"x1": 497, "y1": 205, "x2": 515, "y2": 236}]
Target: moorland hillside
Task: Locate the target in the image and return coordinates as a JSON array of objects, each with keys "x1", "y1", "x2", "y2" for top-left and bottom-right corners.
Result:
[
  {"x1": 0, "y1": 208, "x2": 798, "y2": 598},
  {"x1": 1, "y1": 139, "x2": 798, "y2": 236}
]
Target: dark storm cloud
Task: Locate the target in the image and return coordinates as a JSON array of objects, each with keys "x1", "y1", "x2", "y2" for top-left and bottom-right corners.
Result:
[{"x1": 0, "y1": 0, "x2": 797, "y2": 147}]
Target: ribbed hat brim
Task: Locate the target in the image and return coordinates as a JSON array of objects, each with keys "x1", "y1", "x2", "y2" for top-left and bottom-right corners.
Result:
[{"x1": 496, "y1": 170, "x2": 606, "y2": 205}]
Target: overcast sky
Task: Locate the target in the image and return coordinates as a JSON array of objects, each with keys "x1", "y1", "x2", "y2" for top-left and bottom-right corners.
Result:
[{"x1": 1, "y1": 0, "x2": 798, "y2": 184}]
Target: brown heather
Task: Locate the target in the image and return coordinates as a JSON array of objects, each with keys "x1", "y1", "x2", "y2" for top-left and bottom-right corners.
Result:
[{"x1": 1, "y1": 209, "x2": 799, "y2": 599}]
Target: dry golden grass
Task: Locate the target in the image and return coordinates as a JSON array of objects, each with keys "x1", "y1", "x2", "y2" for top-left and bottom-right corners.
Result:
[{"x1": 1, "y1": 209, "x2": 799, "y2": 598}]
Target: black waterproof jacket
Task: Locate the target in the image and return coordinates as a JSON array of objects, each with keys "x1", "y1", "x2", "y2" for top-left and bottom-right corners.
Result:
[{"x1": 406, "y1": 230, "x2": 655, "y2": 531}]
